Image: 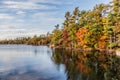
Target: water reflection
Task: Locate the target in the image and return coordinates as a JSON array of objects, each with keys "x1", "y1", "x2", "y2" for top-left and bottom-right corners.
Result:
[
  {"x1": 52, "y1": 48, "x2": 120, "y2": 80},
  {"x1": 0, "y1": 45, "x2": 119, "y2": 80},
  {"x1": 0, "y1": 45, "x2": 66, "y2": 80}
]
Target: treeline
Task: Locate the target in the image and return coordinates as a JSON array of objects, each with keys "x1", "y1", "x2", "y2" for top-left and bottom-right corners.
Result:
[
  {"x1": 50, "y1": 0, "x2": 120, "y2": 50},
  {"x1": 0, "y1": 0, "x2": 120, "y2": 50},
  {"x1": 0, "y1": 35, "x2": 50, "y2": 46}
]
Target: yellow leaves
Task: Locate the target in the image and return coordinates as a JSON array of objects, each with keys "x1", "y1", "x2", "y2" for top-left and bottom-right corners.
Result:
[
  {"x1": 102, "y1": 18, "x2": 107, "y2": 23},
  {"x1": 100, "y1": 35, "x2": 107, "y2": 40},
  {"x1": 102, "y1": 17, "x2": 107, "y2": 26}
]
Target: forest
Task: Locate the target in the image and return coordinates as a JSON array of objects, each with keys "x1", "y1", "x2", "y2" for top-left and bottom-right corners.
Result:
[{"x1": 0, "y1": 0, "x2": 120, "y2": 50}]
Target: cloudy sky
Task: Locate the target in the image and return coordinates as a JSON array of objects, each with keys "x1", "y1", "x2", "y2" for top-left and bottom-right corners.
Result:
[{"x1": 0, "y1": 0, "x2": 112, "y2": 40}]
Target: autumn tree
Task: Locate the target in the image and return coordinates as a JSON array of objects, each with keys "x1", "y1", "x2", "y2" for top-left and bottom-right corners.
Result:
[{"x1": 50, "y1": 24, "x2": 62, "y2": 46}]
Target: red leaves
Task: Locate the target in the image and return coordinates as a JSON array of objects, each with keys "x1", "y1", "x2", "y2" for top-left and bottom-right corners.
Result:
[{"x1": 62, "y1": 29, "x2": 70, "y2": 47}]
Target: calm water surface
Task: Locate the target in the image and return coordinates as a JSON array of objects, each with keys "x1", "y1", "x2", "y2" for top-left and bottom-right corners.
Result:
[
  {"x1": 0, "y1": 45, "x2": 119, "y2": 80},
  {"x1": 0, "y1": 45, "x2": 66, "y2": 80}
]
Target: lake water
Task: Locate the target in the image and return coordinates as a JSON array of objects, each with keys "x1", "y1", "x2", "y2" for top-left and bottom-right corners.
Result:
[{"x1": 0, "y1": 45, "x2": 119, "y2": 80}]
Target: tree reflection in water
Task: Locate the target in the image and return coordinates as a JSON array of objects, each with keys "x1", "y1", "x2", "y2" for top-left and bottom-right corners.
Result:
[{"x1": 52, "y1": 48, "x2": 120, "y2": 80}]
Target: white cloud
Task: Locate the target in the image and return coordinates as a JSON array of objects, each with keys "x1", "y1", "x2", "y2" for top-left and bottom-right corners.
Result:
[
  {"x1": 0, "y1": 28, "x2": 26, "y2": 40},
  {"x1": 0, "y1": 22, "x2": 21, "y2": 29},
  {"x1": 28, "y1": 0, "x2": 72, "y2": 5},
  {"x1": 0, "y1": 24, "x2": 13, "y2": 29},
  {"x1": 0, "y1": 29, "x2": 26, "y2": 32},
  {"x1": 16, "y1": 11, "x2": 25, "y2": 15},
  {"x1": 0, "y1": 20, "x2": 47, "y2": 40},
  {"x1": 28, "y1": 0, "x2": 62, "y2": 5},
  {"x1": 0, "y1": 17, "x2": 48, "y2": 40},
  {"x1": 0, "y1": 0, "x2": 66, "y2": 40},
  {"x1": 26, "y1": 29, "x2": 47, "y2": 36},
  {"x1": 2, "y1": 1, "x2": 57, "y2": 10},
  {"x1": 4, "y1": 1, "x2": 38, "y2": 9},
  {"x1": 32, "y1": 12, "x2": 63, "y2": 24},
  {"x1": 16, "y1": 19, "x2": 24, "y2": 22},
  {"x1": 0, "y1": 14, "x2": 14, "y2": 19},
  {"x1": 0, "y1": 28, "x2": 47, "y2": 40},
  {"x1": 32, "y1": 12, "x2": 57, "y2": 18}
]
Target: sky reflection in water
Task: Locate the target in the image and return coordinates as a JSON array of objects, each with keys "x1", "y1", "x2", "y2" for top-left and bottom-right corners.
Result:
[
  {"x1": 0, "y1": 45, "x2": 66, "y2": 80},
  {"x1": 0, "y1": 45, "x2": 119, "y2": 80}
]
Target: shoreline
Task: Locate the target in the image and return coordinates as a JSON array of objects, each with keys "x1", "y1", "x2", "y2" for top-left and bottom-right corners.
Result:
[
  {"x1": 49, "y1": 45, "x2": 116, "y2": 53},
  {"x1": 0, "y1": 44, "x2": 119, "y2": 56},
  {"x1": 50, "y1": 46, "x2": 120, "y2": 56}
]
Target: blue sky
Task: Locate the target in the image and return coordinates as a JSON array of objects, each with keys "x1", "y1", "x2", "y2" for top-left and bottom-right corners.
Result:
[{"x1": 0, "y1": 0, "x2": 112, "y2": 39}]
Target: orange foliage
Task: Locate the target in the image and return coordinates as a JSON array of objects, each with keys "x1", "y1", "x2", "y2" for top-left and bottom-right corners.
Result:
[
  {"x1": 76, "y1": 54, "x2": 91, "y2": 75},
  {"x1": 77, "y1": 55, "x2": 86, "y2": 62},
  {"x1": 76, "y1": 28, "x2": 88, "y2": 47},
  {"x1": 100, "y1": 63, "x2": 108, "y2": 71},
  {"x1": 98, "y1": 54, "x2": 108, "y2": 71},
  {"x1": 76, "y1": 62, "x2": 91, "y2": 75},
  {"x1": 98, "y1": 35, "x2": 107, "y2": 49}
]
